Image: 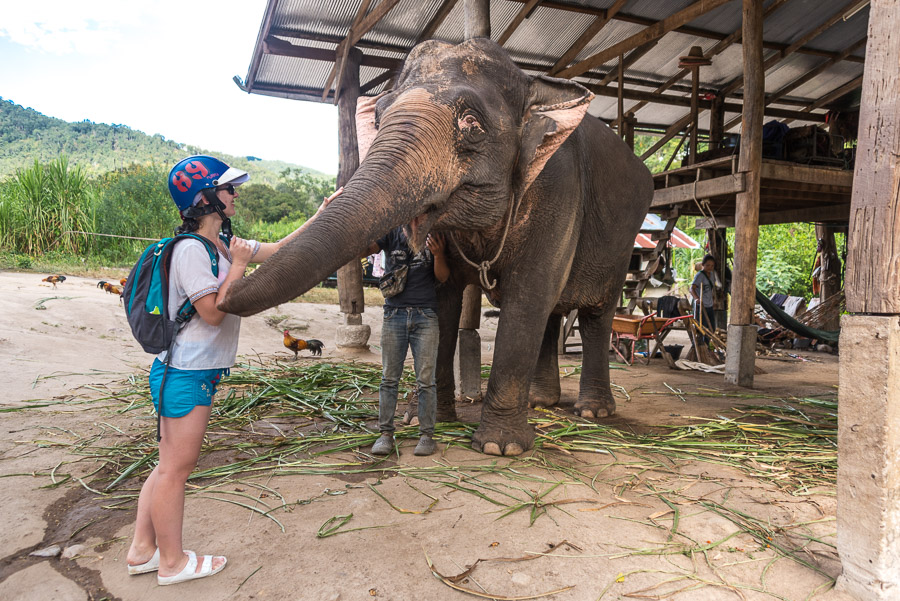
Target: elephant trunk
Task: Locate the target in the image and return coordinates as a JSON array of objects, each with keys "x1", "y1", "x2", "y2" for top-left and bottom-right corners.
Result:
[
  {"x1": 220, "y1": 92, "x2": 456, "y2": 317},
  {"x1": 219, "y1": 161, "x2": 436, "y2": 317}
]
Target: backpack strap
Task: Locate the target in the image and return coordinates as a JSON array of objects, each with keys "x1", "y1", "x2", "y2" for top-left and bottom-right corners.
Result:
[{"x1": 170, "y1": 234, "x2": 220, "y2": 324}]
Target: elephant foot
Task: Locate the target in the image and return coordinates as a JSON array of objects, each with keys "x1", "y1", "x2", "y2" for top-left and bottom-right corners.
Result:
[
  {"x1": 574, "y1": 393, "x2": 616, "y2": 419},
  {"x1": 528, "y1": 391, "x2": 560, "y2": 409},
  {"x1": 437, "y1": 406, "x2": 458, "y2": 422},
  {"x1": 471, "y1": 419, "x2": 535, "y2": 456}
]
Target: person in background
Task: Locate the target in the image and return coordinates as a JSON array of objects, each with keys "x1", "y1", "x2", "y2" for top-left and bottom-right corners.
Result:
[
  {"x1": 690, "y1": 254, "x2": 720, "y2": 345},
  {"x1": 364, "y1": 227, "x2": 449, "y2": 457},
  {"x1": 126, "y1": 155, "x2": 340, "y2": 586}
]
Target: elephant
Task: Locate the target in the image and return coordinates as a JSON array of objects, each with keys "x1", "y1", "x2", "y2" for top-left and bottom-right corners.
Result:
[{"x1": 220, "y1": 38, "x2": 653, "y2": 456}]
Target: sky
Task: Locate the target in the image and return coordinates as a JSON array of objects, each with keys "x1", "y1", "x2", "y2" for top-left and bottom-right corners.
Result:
[{"x1": 0, "y1": 1, "x2": 340, "y2": 174}]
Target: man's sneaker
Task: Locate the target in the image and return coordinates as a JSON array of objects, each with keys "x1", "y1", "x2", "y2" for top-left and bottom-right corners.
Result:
[
  {"x1": 414, "y1": 435, "x2": 436, "y2": 456},
  {"x1": 371, "y1": 433, "x2": 394, "y2": 456}
]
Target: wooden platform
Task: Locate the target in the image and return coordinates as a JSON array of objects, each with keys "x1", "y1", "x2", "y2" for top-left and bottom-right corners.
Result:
[{"x1": 651, "y1": 156, "x2": 854, "y2": 228}]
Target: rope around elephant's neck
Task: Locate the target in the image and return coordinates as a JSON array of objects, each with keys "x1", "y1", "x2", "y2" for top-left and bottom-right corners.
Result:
[{"x1": 448, "y1": 192, "x2": 519, "y2": 290}]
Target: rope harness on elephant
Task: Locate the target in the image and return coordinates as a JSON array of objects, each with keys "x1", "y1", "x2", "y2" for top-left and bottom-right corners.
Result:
[{"x1": 448, "y1": 191, "x2": 520, "y2": 291}]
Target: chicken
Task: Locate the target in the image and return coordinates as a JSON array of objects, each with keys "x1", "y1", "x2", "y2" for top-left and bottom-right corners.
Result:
[
  {"x1": 41, "y1": 275, "x2": 67, "y2": 289},
  {"x1": 119, "y1": 278, "x2": 128, "y2": 286},
  {"x1": 97, "y1": 281, "x2": 122, "y2": 295},
  {"x1": 283, "y1": 330, "x2": 324, "y2": 359}
]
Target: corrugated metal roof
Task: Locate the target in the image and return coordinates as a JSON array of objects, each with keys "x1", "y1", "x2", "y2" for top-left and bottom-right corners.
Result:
[{"x1": 241, "y1": 0, "x2": 871, "y2": 134}]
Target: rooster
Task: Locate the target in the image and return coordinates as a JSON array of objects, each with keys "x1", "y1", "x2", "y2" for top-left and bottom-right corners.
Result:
[
  {"x1": 97, "y1": 281, "x2": 122, "y2": 295},
  {"x1": 41, "y1": 275, "x2": 66, "y2": 289},
  {"x1": 119, "y1": 278, "x2": 128, "y2": 286},
  {"x1": 283, "y1": 330, "x2": 324, "y2": 359}
]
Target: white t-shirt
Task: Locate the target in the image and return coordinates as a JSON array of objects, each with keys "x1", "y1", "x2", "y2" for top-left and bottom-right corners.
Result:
[{"x1": 158, "y1": 237, "x2": 259, "y2": 370}]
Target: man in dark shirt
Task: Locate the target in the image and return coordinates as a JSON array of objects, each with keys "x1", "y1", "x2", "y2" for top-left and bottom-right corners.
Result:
[{"x1": 364, "y1": 227, "x2": 449, "y2": 456}]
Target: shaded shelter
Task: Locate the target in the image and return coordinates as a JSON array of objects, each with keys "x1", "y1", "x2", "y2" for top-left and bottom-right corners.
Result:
[{"x1": 235, "y1": 2, "x2": 900, "y2": 597}]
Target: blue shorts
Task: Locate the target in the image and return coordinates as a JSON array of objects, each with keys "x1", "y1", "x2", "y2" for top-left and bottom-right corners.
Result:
[{"x1": 149, "y1": 358, "x2": 227, "y2": 418}]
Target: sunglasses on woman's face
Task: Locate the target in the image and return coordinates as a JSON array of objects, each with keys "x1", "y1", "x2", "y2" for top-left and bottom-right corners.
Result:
[{"x1": 217, "y1": 183, "x2": 236, "y2": 195}]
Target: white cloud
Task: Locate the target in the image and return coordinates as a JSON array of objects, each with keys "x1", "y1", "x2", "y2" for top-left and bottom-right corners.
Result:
[
  {"x1": 0, "y1": 1, "x2": 341, "y2": 174},
  {"x1": 0, "y1": 2, "x2": 161, "y2": 55}
]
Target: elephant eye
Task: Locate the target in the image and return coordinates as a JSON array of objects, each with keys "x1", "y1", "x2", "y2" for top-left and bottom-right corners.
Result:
[{"x1": 459, "y1": 114, "x2": 482, "y2": 130}]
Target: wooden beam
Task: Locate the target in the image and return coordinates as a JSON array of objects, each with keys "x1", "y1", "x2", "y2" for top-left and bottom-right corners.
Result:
[
  {"x1": 556, "y1": 0, "x2": 734, "y2": 80},
  {"x1": 417, "y1": 0, "x2": 460, "y2": 43},
  {"x1": 624, "y1": 0, "x2": 790, "y2": 119},
  {"x1": 343, "y1": 0, "x2": 402, "y2": 49},
  {"x1": 723, "y1": 36, "x2": 866, "y2": 130},
  {"x1": 584, "y1": 84, "x2": 826, "y2": 122},
  {"x1": 790, "y1": 75, "x2": 865, "y2": 119},
  {"x1": 695, "y1": 203, "x2": 851, "y2": 228},
  {"x1": 360, "y1": 69, "x2": 396, "y2": 94},
  {"x1": 498, "y1": 0, "x2": 542, "y2": 46},
  {"x1": 323, "y1": 0, "x2": 373, "y2": 102},
  {"x1": 651, "y1": 173, "x2": 746, "y2": 207},
  {"x1": 508, "y1": 0, "x2": 865, "y2": 64},
  {"x1": 246, "y1": 0, "x2": 280, "y2": 92},
  {"x1": 719, "y1": 0, "x2": 863, "y2": 107},
  {"x1": 548, "y1": 0, "x2": 628, "y2": 76},
  {"x1": 765, "y1": 37, "x2": 866, "y2": 105},
  {"x1": 264, "y1": 37, "x2": 399, "y2": 70},
  {"x1": 328, "y1": 0, "x2": 403, "y2": 102},
  {"x1": 596, "y1": 40, "x2": 658, "y2": 87},
  {"x1": 726, "y1": 0, "x2": 764, "y2": 387},
  {"x1": 845, "y1": 0, "x2": 900, "y2": 314},
  {"x1": 640, "y1": 114, "x2": 693, "y2": 160},
  {"x1": 464, "y1": 0, "x2": 491, "y2": 39},
  {"x1": 760, "y1": 161, "x2": 854, "y2": 188}
]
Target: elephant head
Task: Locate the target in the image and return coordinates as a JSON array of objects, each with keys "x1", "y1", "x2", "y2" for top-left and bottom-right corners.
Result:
[{"x1": 220, "y1": 38, "x2": 593, "y2": 316}]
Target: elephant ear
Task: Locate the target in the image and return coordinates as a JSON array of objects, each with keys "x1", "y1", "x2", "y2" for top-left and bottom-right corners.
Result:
[
  {"x1": 514, "y1": 76, "x2": 594, "y2": 201},
  {"x1": 356, "y1": 91, "x2": 389, "y2": 162}
]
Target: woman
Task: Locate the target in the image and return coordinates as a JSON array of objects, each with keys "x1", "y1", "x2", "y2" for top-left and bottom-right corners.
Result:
[
  {"x1": 690, "y1": 254, "x2": 720, "y2": 345},
  {"x1": 125, "y1": 155, "x2": 339, "y2": 585}
]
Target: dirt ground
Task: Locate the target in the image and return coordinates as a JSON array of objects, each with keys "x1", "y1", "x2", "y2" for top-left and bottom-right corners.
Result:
[{"x1": 0, "y1": 271, "x2": 853, "y2": 601}]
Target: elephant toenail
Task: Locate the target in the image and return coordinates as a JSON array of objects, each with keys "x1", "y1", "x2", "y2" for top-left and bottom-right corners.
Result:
[
  {"x1": 482, "y1": 442, "x2": 502, "y2": 456},
  {"x1": 504, "y1": 443, "x2": 524, "y2": 456},
  {"x1": 580, "y1": 409, "x2": 595, "y2": 419}
]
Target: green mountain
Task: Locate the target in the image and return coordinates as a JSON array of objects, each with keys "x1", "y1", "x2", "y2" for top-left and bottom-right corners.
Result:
[{"x1": 0, "y1": 97, "x2": 330, "y2": 184}]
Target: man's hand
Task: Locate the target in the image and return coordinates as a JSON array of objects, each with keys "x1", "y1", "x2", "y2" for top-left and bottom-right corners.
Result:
[{"x1": 426, "y1": 232, "x2": 446, "y2": 257}]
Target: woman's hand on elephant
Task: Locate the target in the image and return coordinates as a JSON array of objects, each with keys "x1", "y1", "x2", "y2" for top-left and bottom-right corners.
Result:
[
  {"x1": 229, "y1": 237, "x2": 255, "y2": 267},
  {"x1": 320, "y1": 187, "x2": 344, "y2": 211},
  {"x1": 426, "y1": 232, "x2": 446, "y2": 256}
]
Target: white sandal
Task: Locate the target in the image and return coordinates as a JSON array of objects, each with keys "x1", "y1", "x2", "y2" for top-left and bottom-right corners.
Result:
[
  {"x1": 157, "y1": 550, "x2": 227, "y2": 586},
  {"x1": 127, "y1": 548, "x2": 160, "y2": 575}
]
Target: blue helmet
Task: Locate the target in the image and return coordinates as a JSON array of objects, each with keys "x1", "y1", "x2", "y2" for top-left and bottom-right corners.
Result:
[{"x1": 168, "y1": 155, "x2": 249, "y2": 211}]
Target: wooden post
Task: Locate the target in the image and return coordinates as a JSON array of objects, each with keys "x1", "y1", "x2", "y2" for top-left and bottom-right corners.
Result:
[
  {"x1": 335, "y1": 48, "x2": 371, "y2": 348},
  {"x1": 688, "y1": 65, "x2": 700, "y2": 164},
  {"x1": 724, "y1": 0, "x2": 764, "y2": 387},
  {"x1": 617, "y1": 55, "x2": 625, "y2": 136},
  {"x1": 815, "y1": 224, "x2": 842, "y2": 330},
  {"x1": 623, "y1": 112, "x2": 636, "y2": 150},
  {"x1": 464, "y1": 0, "x2": 490, "y2": 39},
  {"x1": 837, "y1": 4, "x2": 900, "y2": 597},
  {"x1": 709, "y1": 95, "x2": 725, "y2": 150},
  {"x1": 455, "y1": 285, "x2": 483, "y2": 401}
]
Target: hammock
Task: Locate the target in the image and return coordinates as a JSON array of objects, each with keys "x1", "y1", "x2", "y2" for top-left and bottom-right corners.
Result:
[{"x1": 755, "y1": 289, "x2": 840, "y2": 344}]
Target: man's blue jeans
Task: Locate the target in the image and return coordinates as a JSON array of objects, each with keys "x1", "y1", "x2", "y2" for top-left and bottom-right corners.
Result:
[{"x1": 379, "y1": 307, "x2": 439, "y2": 436}]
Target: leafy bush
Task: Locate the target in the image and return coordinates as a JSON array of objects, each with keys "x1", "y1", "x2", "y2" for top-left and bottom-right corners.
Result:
[
  {"x1": 0, "y1": 157, "x2": 95, "y2": 255},
  {"x1": 93, "y1": 164, "x2": 180, "y2": 262}
]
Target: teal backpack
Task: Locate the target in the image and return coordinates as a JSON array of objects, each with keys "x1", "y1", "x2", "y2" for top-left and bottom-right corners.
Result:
[
  {"x1": 122, "y1": 233, "x2": 225, "y2": 354},
  {"x1": 122, "y1": 233, "x2": 227, "y2": 440}
]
